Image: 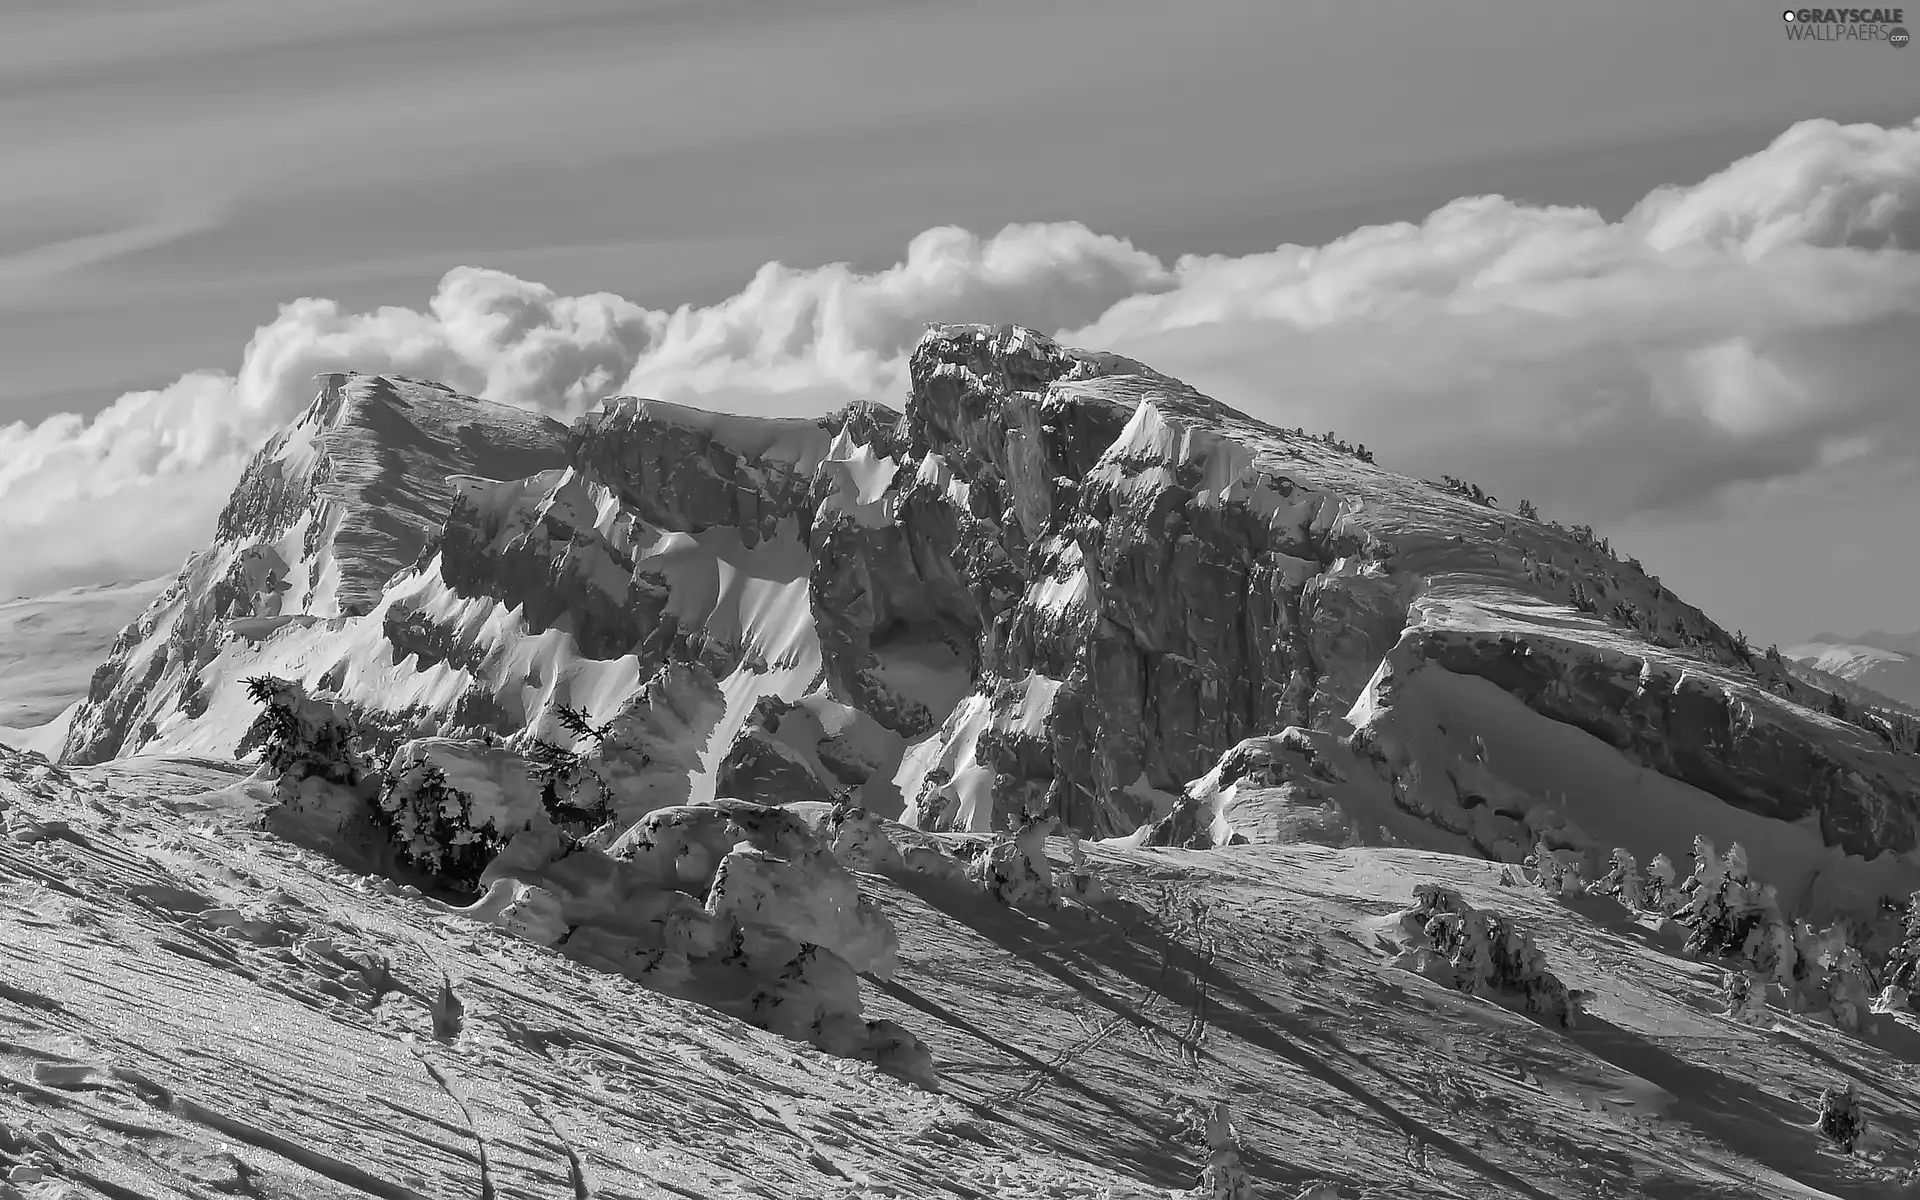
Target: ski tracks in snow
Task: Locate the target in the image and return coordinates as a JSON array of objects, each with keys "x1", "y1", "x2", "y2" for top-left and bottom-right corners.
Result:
[
  {"x1": 0, "y1": 752, "x2": 1160, "y2": 1199},
  {"x1": 9, "y1": 749, "x2": 1920, "y2": 1198}
]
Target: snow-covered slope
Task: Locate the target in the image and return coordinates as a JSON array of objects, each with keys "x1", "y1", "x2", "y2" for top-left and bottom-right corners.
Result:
[
  {"x1": 0, "y1": 577, "x2": 170, "y2": 728},
  {"x1": 1790, "y1": 640, "x2": 1920, "y2": 712},
  {"x1": 9, "y1": 745, "x2": 1920, "y2": 1200},
  {"x1": 58, "y1": 329, "x2": 1920, "y2": 913},
  {"x1": 0, "y1": 704, "x2": 78, "y2": 760}
]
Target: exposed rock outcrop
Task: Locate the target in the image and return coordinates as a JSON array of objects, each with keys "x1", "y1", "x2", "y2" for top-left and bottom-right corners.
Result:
[
  {"x1": 1378, "y1": 620, "x2": 1920, "y2": 858},
  {"x1": 715, "y1": 697, "x2": 836, "y2": 807}
]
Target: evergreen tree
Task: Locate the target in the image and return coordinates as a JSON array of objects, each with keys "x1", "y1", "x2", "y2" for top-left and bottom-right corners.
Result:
[
  {"x1": 1599, "y1": 848, "x2": 1647, "y2": 910},
  {"x1": 1817, "y1": 1084, "x2": 1864, "y2": 1154},
  {"x1": 1677, "y1": 838, "x2": 1803, "y2": 1020},
  {"x1": 1646, "y1": 853, "x2": 1678, "y2": 914},
  {"x1": 1883, "y1": 890, "x2": 1920, "y2": 999},
  {"x1": 1400, "y1": 885, "x2": 1581, "y2": 1026},
  {"x1": 237, "y1": 675, "x2": 368, "y2": 785},
  {"x1": 1723, "y1": 969, "x2": 1770, "y2": 1025}
]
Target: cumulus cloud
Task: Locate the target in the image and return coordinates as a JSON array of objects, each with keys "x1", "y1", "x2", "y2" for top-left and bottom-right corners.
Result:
[
  {"x1": 617, "y1": 223, "x2": 1172, "y2": 407},
  {"x1": 1068, "y1": 115, "x2": 1920, "y2": 521},
  {"x1": 3, "y1": 115, "x2": 1918, "y2": 596},
  {"x1": 0, "y1": 271, "x2": 666, "y2": 593}
]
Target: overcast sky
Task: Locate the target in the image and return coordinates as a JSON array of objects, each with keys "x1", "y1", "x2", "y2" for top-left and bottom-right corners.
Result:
[{"x1": 2, "y1": 0, "x2": 1916, "y2": 645}]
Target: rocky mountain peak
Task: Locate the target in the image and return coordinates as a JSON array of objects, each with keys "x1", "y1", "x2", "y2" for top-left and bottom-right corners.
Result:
[{"x1": 61, "y1": 375, "x2": 571, "y2": 764}]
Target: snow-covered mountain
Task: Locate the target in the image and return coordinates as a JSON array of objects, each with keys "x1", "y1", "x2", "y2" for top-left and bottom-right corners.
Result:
[
  {"x1": 16, "y1": 326, "x2": 1920, "y2": 1198},
  {"x1": 63, "y1": 328, "x2": 1920, "y2": 896},
  {"x1": 61, "y1": 373, "x2": 573, "y2": 765},
  {"x1": 1789, "y1": 637, "x2": 1920, "y2": 711}
]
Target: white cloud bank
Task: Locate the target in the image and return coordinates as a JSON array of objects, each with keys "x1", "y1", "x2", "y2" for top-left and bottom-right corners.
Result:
[{"x1": 3, "y1": 115, "x2": 1918, "y2": 596}]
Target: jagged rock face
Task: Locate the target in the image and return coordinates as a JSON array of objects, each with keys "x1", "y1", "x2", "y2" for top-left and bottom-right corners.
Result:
[
  {"x1": 816, "y1": 329, "x2": 1338, "y2": 835},
  {"x1": 424, "y1": 469, "x2": 674, "y2": 665},
  {"x1": 62, "y1": 374, "x2": 571, "y2": 764},
  {"x1": 809, "y1": 464, "x2": 989, "y2": 738},
  {"x1": 570, "y1": 398, "x2": 838, "y2": 545},
  {"x1": 858, "y1": 327, "x2": 1920, "y2": 870},
  {"x1": 874, "y1": 328, "x2": 1419, "y2": 835},
  {"x1": 715, "y1": 697, "x2": 836, "y2": 807}
]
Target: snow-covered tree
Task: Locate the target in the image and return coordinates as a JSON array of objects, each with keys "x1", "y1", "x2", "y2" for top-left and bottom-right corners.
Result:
[
  {"x1": 1525, "y1": 841, "x2": 1563, "y2": 894},
  {"x1": 1677, "y1": 838, "x2": 1746, "y2": 955},
  {"x1": 826, "y1": 801, "x2": 905, "y2": 874},
  {"x1": 237, "y1": 676, "x2": 369, "y2": 785},
  {"x1": 1598, "y1": 848, "x2": 1647, "y2": 911},
  {"x1": 1645, "y1": 853, "x2": 1678, "y2": 915},
  {"x1": 1818, "y1": 936, "x2": 1877, "y2": 1033},
  {"x1": 1524, "y1": 832, "x2": 1592, "y2": 898},
  {"x1": 377, "y1": 740, "x2": 550, "y2": 889},
  {"x1": 1723, "y1": 969, "x2": 1770, "y2": 1025},
  {"x1": 1397, "y1": 885, "x2": 1581, "y2": 1027},
  {"x1": 1183, "y1": 1101, "x2": 1255, "y2": 1200},
  {"x1": 1559, "y1": 851, "x2": 1588, "y2": 896},
  {"x1": 1676, "y1": 837, "x2": 1805, "y2": 1020},
  {"x1": 1816, "y1": 1083, "x2": 1864, "y2": 1154},
  {"x1": 1052, "y1": 825, "x2": 1108, "y2": 904},
  {"x1": 1881, "y1": 890, "x2": 1920, "y2": 1003},
  {"x1": 1741, "y1": 883, "x2": 1796, "y2": 987},
  {"x1": 969, "y1": 817, "x2": 1059, "y2": 907}
]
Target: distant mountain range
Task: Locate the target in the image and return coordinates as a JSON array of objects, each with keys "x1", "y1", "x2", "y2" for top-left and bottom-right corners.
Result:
[
  {"x1": 1787, "y1": 631, "x2": 1920, "y2": 711},
  {"x1": 0, "y1": 576, "x2": 170, "y2": 730}
]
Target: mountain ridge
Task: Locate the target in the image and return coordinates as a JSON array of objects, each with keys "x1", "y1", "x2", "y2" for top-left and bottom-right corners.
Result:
[
  {"x1": 1788, "y1": 639, "x2": 1920, "y2": 713},
  {"x1": 56, "y1": 325, "x2": 1920, "y2": 897}
]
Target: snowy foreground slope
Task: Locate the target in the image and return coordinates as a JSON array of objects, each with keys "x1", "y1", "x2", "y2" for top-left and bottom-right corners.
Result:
[{"x1": 8, "y1": 745, "x2": 1920, "y2": 1200}]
